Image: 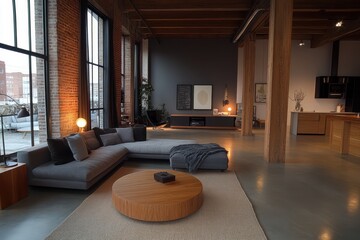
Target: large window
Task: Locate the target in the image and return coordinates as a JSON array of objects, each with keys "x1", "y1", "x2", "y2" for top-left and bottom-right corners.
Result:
[
  {"x1": 121, "y1": 35, "x2": 125, "y2": 115},
  {"x1": 0, "y1": 0, "x2": 47, "y2": 155},
  {"x1": 87, "y1": 8, "x2": 104, "y2": 128}
]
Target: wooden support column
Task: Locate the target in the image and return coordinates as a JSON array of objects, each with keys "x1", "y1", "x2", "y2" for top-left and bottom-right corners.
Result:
[
  {"x1": 241, "y1": 34, "x2": 256, "y2": 136},
  {"x1": 264, "y1": 0, "x2": 293, "y2": 163}
]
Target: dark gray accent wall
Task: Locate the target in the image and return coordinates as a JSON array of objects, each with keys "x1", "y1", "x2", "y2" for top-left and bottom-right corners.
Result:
[{"x1": 149, "y1": 39, "x2": 238, "y2": 115}]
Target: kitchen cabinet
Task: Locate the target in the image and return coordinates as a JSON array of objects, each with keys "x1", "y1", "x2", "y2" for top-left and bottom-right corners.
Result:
[{"x1": 290, "y1": 112, "x2": 356, "y2": 135}]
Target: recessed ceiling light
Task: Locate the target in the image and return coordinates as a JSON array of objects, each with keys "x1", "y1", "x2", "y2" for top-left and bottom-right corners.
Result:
[
  {"x1": 299, "y1": 40, "x2": 305, "y2": 47},
  {"x1": 335, "y1": 21, "x2": 343, "y2": 27}
]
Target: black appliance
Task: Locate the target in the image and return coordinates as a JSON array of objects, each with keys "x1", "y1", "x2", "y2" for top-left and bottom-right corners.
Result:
[
  {"x1": 315, "y1": 76, "x2": 347, "y2": 99},
  {"x1": 345, "y1": 77, "x2": 360, "y2": 112}
]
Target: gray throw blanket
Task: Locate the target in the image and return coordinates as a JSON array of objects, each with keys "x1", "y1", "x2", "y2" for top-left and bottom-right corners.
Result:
[{"x1": 170, "y1": 143, "x2": 228, "y2": 172}]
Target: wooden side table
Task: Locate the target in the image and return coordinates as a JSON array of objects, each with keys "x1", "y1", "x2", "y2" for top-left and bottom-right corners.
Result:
[{"x1": 0, "y1": 163, "x2": 28, "y2": 209}]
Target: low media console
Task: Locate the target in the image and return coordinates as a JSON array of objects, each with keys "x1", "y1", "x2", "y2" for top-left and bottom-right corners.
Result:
[{"x1": 170, "y1": 114, "x2": 237, "y2": 130}]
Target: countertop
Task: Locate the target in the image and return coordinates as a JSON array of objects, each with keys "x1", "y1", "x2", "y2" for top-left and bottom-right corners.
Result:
[
  {"x1": 291, "y1": 111, "x2": 357, "y2": 114},
  {"x1": 327, "y1": 114, "x2": 360, "y2": 122}
]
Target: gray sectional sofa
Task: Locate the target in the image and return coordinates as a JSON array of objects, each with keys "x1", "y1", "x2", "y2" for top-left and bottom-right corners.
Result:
[{"x1": 17, "y1": 126, "x2": 196, "y2": 190}]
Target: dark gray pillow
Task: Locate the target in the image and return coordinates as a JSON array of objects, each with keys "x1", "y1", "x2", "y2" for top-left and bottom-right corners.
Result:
[
  {"x1": 93, "y1": 127, "x2": 116, "y2": 146},
  {"x1": 116, "y1": 127, "x2": 135, "y2": 142},
  {"x1": 133, "y1": 124, "x2": 146, "y2": 141},
  {"x1": 100, "y1": 133, "x2": 122, "y2": 146},
  {"x1": 80, "y1": 130, "x2": 101, "y2": 150},
  {"x1": 47, "y1": 138, "x2": 75, "y2": 165},
  {"x1": 66, "y1": 134, "x2": 89, "y2": 161}
]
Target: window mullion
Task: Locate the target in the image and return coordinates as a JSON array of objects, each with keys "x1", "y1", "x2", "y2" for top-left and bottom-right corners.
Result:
[
  {"x1": 12, "y1": 0, "x2": 17, "y2": 47},
  {"x1": 27, "y1": 0, "x2": 32, "y2": 51}
]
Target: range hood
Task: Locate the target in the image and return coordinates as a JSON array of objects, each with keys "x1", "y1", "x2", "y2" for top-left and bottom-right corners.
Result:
[
  {"x1": 315, "y1": 41, "x2": 346, "y2": 99},
  {"x1": 315, "y1": 76, "x2": 347, "y2": 98}
]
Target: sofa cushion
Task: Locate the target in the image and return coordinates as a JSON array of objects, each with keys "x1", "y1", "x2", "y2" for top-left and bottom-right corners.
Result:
[
  {"x1": 80, "y1": 130, "x2": 101, "y2": 150},
  {"x1": 66, "y1": 134, "x2": 89, "y2": 161},
  {"x1": 100, "y1": 132, "x2": 122, "y2": 146},
  {"x1": 93, "y1": 127, "x2": 116, "y2": 146},
  {"x1": 116, "y1": 127, "x2": 135, "y2": 142},
  {"x1": 32, "y1": 144, "x2": 128, "y2": 182},
  {"x1": 120, "y1": 139, "x2": 197, "y2": 155},
  {"x1": 47, "y1": 138, "x2": 75, "y2": 165}
]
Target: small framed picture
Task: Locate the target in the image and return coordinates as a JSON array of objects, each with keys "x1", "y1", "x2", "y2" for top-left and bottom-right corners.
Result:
[
  {"x1": 193, "y1": 85, "x2": 212, "y2": 110},
  {"x1": 255, "y1": 83, "x2": 267, "y2": 103}
]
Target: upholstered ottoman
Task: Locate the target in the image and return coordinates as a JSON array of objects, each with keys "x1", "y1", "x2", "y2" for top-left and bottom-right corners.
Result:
[{"x1": 169, "y1": 144, "x2": 228, "y2": 172}]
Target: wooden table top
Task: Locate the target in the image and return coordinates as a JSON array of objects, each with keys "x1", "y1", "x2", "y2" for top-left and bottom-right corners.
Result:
[{"x1": 112, "y1": 170, "x2": 203, "y2": 222}]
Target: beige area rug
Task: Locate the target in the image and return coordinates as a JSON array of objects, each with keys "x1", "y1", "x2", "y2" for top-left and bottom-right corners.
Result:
[{"x1": 46, "y1": 168, "x2": 267, "y2": 240}]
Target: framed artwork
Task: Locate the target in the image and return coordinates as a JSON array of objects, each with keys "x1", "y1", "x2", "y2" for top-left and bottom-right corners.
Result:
[
  {"x1": 193, "y1": 85, "x2": 212, "y2": 110},
  {"x1": 255, "y1": 83, "x2": 267, "y2": 103},
  {"x1": 176, "y1": 84, "x2": 192, "y2": 110}
]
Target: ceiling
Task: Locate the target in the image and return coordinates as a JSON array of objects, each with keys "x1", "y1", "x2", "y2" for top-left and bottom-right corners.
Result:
[{"x1": 122, "y1": 0, "x2": 360, "y2": 47}]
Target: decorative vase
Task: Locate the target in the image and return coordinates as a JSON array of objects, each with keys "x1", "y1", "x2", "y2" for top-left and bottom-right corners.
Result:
[{"x1": 295, "y1": 101, "x2": 301, "y2": 112}]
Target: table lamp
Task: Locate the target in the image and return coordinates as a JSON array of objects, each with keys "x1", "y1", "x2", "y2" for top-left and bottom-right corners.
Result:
[
  {"x1": 228, "y1": 107, "x2": 232, "y2": 115},
  {"x1": 76, "y1": 118, "x2": 87, "y2": 132},
  {"x1": 0, "y1": 93, "x2": 30, "y2": 168}
]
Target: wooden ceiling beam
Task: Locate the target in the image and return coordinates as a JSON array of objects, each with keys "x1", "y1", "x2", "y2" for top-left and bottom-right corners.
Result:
[
  {"x1": 293, "y1": 0, "x2": 360, "y2": 11},
  {"x1": 121, "y1": 0, "x2": 360, "y2": 41},
  {"x1": 122, "y1": 0, "x2": 251, "y2": 12},
  {"x1": 257, "y1": 28, "x2": 326, "y2": 35},
  {"x1": 126, "y1": 11, "x2": 247, "y2": 20},
  {"x1": 311, "y1": 18, "x2": 360, "y2": 48},
  {"x1": 292, "y1": 11, "x2": 360, "y2": 22},
  {"x1": 126, "y1": 0, "x2": 159, "y2": 43},
  {"x1": 150, "y1": 28, "x2": 235, "y2": 34},
  {"x1": 141, "y1": 20, "x2": 241, "y2": 28},
  {"x1": 124, "y1": 8, "x2": 248, "y2": 13},
  {"x1": 143, "y1": 34, "x2": 231, "y2": 39}
]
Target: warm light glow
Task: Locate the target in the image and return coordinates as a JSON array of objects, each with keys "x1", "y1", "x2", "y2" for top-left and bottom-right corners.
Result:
[
  {"x1": 347, "y1": 192, "x2": 359, "y2": 215},
  {"x1": 319, "y1": 228, "x2": 332, "y2": 240},
  {"x1": 76, "y1": 118, "x2": 87, "y2": 131},
  {"x1": 299, "y1": 40, "x2": 305, "y2": 47},
  {"x1": 256, "y1": 175, "x2": 264, "y2": 193},
  {"x1": 227, "y1": 107, "x2": 232, "y2": 112},
  {"x1": 335, "y1": 20, "x2": 343, "y2": 27}
]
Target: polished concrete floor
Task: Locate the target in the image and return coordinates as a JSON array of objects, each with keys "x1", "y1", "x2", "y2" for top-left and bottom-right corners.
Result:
[{"x1": 1, "y1": 128, "x2": 360, "y2": 240}]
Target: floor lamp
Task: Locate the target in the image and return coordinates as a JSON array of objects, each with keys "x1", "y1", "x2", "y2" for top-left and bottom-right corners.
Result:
[{"x1": 0, "y1": 93, "x2": 30, "y2": 168}]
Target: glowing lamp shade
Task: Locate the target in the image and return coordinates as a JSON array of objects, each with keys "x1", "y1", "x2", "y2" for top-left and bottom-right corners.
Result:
[
  {"x1": 227, "y1": 107, "x2": 232, "y2": 113},
  {"x1": 76, "y1": 118, "x2": 87, "y2": 132}
]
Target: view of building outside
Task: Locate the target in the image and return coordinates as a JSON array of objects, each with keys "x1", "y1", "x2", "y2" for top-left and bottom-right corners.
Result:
[
  {"x1": 87, "y1": 8, "x2": 104, "y2": 128},
  {"x1": 0, "y1": 0, "x2": 47, "y2": 155}
]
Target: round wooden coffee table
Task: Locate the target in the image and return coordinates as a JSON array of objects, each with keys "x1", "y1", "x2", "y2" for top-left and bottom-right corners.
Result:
[{"x1": 112, "y1": 170, "x2": 203, "y2": 222}]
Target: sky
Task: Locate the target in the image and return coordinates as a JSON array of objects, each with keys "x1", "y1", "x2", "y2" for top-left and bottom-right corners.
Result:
[{"x1": 0, "y1": 0, "x2": 37, "y2": 73}]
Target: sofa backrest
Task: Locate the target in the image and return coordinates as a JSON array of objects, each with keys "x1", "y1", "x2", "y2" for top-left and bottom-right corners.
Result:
[{"x1": 17, "y1": 143, "x2": 51, "y2": 178}]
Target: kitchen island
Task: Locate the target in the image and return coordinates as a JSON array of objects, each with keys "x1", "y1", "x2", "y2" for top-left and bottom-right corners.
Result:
[
  {"x1": 328, "y1": 114, "x2": 360, "y2": 157},
  {"x1": 290, "y1": 111, "x2": 356, "y2": 135}
]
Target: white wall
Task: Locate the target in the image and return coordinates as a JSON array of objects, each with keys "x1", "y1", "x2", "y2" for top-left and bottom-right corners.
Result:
[
  {"x1": 236, "y1": 40, "x2": 360, "y2": 124},
  {"x1": 142, "y1": 39, "x2": 149, "y2": 80}
]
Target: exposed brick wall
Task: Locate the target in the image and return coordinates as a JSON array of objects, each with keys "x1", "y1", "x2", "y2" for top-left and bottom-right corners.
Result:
[
  {"x1": 48, "y1": 0, "x2": 123, "y2": 136},
  {"x1": 112, "y1": 0, "x2": 123, "y2": 126},
  {"x1": 48, "y1": 0, "x2": 61, "y2": 138},
  {"x1": 57, "y1": 0, "x2": 81, "y2": 136},
  {"x1": 124, "y1": 36, "x2": 135, "y2": 123},
  {"x1": 35, "y1": 0, "x2": 47, "y2": 142}
]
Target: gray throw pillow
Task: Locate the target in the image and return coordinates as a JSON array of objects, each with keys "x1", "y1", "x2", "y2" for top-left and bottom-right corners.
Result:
[
  {"x1": 66, "y1": 134, "x2": 89, "y2": 161},
  {"x1": 100, "y1": 133, "x2": 122, "y2": 146},
  {"x1": 80, "y1": 130, "x2": 101, "y2": 150},
  {"x1": 116, "y1": 127, "x2": 135, "y2": 142}
]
